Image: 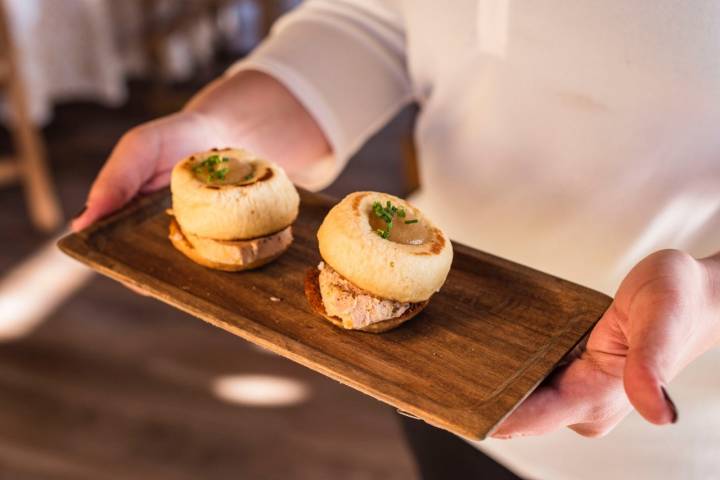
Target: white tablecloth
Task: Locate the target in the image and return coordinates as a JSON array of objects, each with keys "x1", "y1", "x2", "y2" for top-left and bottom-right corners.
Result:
[{"x1": 3, "y1": 0, "x2": 267, "y2": 125}]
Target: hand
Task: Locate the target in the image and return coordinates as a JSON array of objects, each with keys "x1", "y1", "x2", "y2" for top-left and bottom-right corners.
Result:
[
  {"x1": 72, "y1": 70, "x2": 330, "y2": 232},
  {"x1": 492, "y1": 249, "x2": 720, "y2": 438},
  {"x1": 71, "y1": 111, "x2": 227, "y2": 231}
]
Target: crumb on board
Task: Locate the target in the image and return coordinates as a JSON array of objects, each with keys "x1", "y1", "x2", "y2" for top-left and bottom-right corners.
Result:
[{"x1": 270, "y1": 296, "x2": 281, "y2": 302}]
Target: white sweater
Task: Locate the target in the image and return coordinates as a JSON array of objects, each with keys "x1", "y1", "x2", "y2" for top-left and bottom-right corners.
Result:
[{"x1": 235, "y1": 1, "x2": 720, "y2": 478}]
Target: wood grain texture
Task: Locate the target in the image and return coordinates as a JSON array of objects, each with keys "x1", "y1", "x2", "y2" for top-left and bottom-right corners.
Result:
[{"x1": 58, "y1": 188, "x2": 612, "y2": 440}]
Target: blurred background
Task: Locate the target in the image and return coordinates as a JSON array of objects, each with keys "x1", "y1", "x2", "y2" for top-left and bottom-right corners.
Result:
[{"x1": 0, "y1": 0, "x2": 419, "y2": 478}]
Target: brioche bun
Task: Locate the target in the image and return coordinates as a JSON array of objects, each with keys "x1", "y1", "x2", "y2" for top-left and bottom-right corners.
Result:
[
  {"x1": 169, "y1": 216, "x2": 290, "y2": 271},
  {"x1": 171, "y1": 148, "x2": 299, "y2": 240},
  {"x1": 317, "y1": 192, "x2": 453, "y2": 303},
  {"x1": 304, "y1": 267, "x2": 428, "y2": 333}
]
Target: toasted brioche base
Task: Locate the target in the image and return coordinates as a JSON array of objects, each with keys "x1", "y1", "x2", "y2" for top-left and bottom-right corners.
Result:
[
  {"x1": 304, "y1": 267, "x2": 428, "y2": 333},
  {"x1": 169, "y1": 218, "x2": 287, "y2": 271}
]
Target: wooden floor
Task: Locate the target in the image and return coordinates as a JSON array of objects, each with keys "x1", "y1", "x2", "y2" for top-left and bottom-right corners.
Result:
[{"x1": 0, "y1": 58, "x2": 418, "y2": 479}]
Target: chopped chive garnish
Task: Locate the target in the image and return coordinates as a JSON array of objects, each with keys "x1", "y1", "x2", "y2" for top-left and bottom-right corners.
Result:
[
  {"x1": 208, "y1": 167, "x2": 229, "y2": 182},
  {"x1": 404, "y1": 219, "x2": 418, "y2": 224},
  {"x1": 194, "y1": 155, "x2": 233, "y2": 182},
  {"x1": 372, "y1": 200, "x2": 412, "y2": 239}
]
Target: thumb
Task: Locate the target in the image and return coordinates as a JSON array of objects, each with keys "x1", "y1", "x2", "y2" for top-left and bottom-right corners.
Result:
[
  {"x1": 71, "y1": 129, "x2": 157, "y2": 232},
  {"x1": 622, "y1": 299, "x2": 681, "y2": 425},
  {"x1": 71, "y1": 175, "x2": 138, "y2": 231},
  {"x1": 491, "y1": 357, "x2": 622, "y2": 438}
]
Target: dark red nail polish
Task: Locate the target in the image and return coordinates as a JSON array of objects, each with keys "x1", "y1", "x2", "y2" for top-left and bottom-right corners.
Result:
[
  {"x1": 72, "y1": 205, "x2": 87, "y2": 220},
  {"x1": 661, "y1": 386, "x2": 678, "y2": 424}
]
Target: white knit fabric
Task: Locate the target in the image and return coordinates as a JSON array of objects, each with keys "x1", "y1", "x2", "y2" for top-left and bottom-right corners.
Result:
[
  {"x1": 2, "y1": 0, "x2": 224, "y2": 125},
  {"x1": 236, "y1": 1, "x2": 720, "y2": 478}
]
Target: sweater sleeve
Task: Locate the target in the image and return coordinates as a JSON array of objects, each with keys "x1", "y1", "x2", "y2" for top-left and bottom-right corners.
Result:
[{"x1": 228, "y1": 0, "x2": 413, "y2": 190}]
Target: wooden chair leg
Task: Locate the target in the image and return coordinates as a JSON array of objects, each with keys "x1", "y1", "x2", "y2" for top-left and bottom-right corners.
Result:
[
  {"x1": 399, "y1": 106, "x2": 421, "y2": 196},
  {"x1": 8, "y1": 78, "x2": 62, "y2": 232},
  {"x1": 401, "y1": 134, "x2": 421, "y2": 196},
  {"x1": 0, "y1": 1, "x2": 62, "y2": 232},
  {"x1": 258, "y1": 0, "x2": 281, "y2": 37}
]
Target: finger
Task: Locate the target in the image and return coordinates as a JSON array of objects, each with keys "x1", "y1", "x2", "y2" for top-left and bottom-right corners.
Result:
[
  {"x1": 615, "y1": 250, "x2": 705, "y2": 425},
  {"x1": 72, "y1": 129, "x2": 157, "y2": 231},
  {"x1": 622, "y1": 298, "x2": 683, "y2": 425},
  {"x1": 71, "y1": 174, "x2": 137, "y2": 231},
  {"x1": 491, "y1": 358, "x2": 622, "y2": 438},
  {"x1": 568, "y1": 403, "x2": 633, "y2": 438},
  {"x1": 491, "y1": 382, "x2": 572, "y2": 438}
]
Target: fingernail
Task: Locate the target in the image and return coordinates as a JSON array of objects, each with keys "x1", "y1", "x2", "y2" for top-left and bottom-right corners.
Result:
[
  {"x1": 661, "y1": 386, "x2": 678, "y2": 424},
  {"x1": 72, "y1": 205, "x2": 87, "y2": 220}
]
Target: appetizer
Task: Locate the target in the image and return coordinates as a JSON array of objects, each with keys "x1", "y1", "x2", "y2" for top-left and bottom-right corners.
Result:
[
  {"x1": 169, "y1": 147, "x2": 299, "y2": 271},
  {"x1": 305, "y1": 191, "x2": 453, "y2": 332}
]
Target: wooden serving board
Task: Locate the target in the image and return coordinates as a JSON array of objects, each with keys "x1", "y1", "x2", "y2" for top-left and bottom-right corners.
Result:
[{"x1": 58, "y1": 188, "x2": 611, "y2": 440}]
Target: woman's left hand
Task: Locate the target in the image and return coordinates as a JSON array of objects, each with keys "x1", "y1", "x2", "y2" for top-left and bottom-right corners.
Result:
[{"x1": 492, "y1": 249, "x2": 720, "y2": 439}]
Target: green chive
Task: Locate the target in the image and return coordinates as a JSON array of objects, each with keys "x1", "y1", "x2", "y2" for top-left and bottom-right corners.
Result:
[
  {"x1": 209, "y1": 167, "x2": 229, "y2": 181},
  {"x1": 372, "y1": 199, "x2": 413, "y2": 240}
]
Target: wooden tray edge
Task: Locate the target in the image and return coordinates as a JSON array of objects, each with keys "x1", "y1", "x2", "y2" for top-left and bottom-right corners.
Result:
[
  {"x1": 57, "y1": 229, "x2": 495, "y2": 438},
  {"x1": 55, "y1": 187, "x2": 613, "y2": 441}
]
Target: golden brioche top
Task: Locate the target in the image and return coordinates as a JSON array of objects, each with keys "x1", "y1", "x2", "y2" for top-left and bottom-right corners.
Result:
[
  {"x1": 317, "y1": 191, "x2": 453, "y2": 303},
  {"x1": 171, "y1": 148, "x2": 299, "y2": 240}
]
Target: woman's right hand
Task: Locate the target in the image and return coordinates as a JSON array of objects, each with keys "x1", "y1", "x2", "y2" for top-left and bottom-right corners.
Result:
[{"x1": 71, "y1": 111, "x2": 228, "y2": 231}]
